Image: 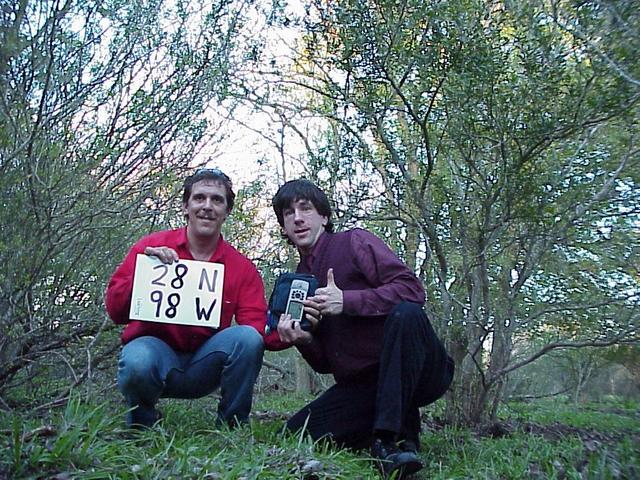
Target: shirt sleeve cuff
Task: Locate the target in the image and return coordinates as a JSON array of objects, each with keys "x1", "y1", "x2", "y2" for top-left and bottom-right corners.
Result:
[
  {"x1": 342, "y1": 290, "x2": 362, "y2": 316},
  {"x1": 297, "y1": 337, "x2": 320, "y2": 355}
]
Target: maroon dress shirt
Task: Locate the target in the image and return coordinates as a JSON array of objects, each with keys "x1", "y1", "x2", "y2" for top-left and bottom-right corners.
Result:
[{"x1": 296, "y1": 229, "x2": 425, "y2": 383}]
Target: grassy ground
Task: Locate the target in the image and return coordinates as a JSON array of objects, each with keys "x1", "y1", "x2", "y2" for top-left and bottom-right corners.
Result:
[{"x1": 0, "y1": 391, "x2": 637, "y2": 479}]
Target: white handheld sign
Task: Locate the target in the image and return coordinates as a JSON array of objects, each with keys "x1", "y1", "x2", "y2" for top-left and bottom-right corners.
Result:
[{"x1": 129, "y1": 254, "x2": 224, "y2": 327}]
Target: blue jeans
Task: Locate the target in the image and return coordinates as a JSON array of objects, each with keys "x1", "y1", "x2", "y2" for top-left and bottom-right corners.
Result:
[{"x1": 117, "y1": 325, "x2": 264, "y2": 427}]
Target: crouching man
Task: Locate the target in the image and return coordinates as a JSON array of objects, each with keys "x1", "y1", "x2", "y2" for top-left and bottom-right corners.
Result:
[
  {"x1": 105, "y1": 168, "x2": 285, "y2": 428},
  {"x1": 273, "y1": 179, "x2": 455, "y2": 479}
]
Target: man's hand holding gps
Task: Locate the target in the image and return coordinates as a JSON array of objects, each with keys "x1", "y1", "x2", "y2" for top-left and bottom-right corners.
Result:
[{"x1": 277, "y1": 297, "x2": 321, "y2": 345}]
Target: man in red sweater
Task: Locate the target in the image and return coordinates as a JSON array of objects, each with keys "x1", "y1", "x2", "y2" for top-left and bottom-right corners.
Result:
[
  {"x1": 106, "y1": 169, "x2": 285, "y2": 428},
  {"x1": 273, "y1": 179, "x2": 454, "y2": 479}
]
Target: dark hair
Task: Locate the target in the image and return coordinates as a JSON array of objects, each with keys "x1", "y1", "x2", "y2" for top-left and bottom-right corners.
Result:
[
  {"x1": 182, "y1": 168, "x2": 235, "y2": 213},
  {"x1": 272, "y1": 178, "x2": 334, "y2": 233}
]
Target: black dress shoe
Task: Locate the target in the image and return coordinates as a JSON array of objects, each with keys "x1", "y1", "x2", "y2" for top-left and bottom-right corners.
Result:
[
  {"x1": 371, "y1": 438, "x2": 423, "y2": 479},
  {"x1": 399, "y1": 439, "x2": 419, "y2": 454},
  {"x1": 131, "y1": 408, "x2": 162, "y2": 430}
]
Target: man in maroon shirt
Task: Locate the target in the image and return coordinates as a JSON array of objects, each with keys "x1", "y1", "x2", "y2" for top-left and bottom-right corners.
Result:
[
  {"x1": 106, "y1": 169, "x2": 286, "y2": 429},
  {"x1": 273, "y1": 179, "x2": 454, "y2": 479}
]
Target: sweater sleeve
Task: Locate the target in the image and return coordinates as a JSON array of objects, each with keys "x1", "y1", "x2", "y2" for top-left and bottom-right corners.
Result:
[
  {"x1": 105, "y1": 241, "x2": 146, "y2": 325},
  {"x1": 341, "y1": 229, "x2": 425, "y2": 317}
]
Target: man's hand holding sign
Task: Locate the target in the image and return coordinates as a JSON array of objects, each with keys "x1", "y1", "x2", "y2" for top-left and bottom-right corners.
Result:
[
  {"x1": 130, "y1": 254, "x2": 224, "y2": 328},
  {"x1": 144, "y1": 245, "x2": 179, "y2": 264}
]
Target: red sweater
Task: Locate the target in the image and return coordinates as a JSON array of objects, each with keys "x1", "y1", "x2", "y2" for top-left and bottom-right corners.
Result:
[{"x1": 105, "y1": 227, "x2": 287, "y2": 352}]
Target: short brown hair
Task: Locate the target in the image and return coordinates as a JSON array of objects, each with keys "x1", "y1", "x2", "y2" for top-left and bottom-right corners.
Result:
[{"x1": 182, "y1": 168, "x2": 235, "y2": 213}]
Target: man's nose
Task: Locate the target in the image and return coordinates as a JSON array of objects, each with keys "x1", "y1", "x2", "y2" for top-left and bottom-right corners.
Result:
[{"x1": 293, "y1": 209, "x2": 304, "y2": 222}]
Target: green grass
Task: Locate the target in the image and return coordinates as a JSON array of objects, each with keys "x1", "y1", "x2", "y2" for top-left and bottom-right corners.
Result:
[
  {"x1": 1, "y1": 393, "x2": 637, "y2": 479},
  {"x1": 421, "y1": 426, "x2": 635, "y2": 479},
  {"x1": 503, "y1": 397, "x2": 639, "y2": 432},
  {"x1": 0, "y1": 393, "x2": 376, "y2": 479}
]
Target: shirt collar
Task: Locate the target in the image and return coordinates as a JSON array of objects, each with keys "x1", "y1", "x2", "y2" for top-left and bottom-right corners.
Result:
[
  {"x1": 178, "y1": 226, "x2": 227, "y2": 262},
  {"x1": 210, "y1": 234, "x2": 227, "y2": 262},
  {"x1": 300, "y1": 230, "x2": 329, "y2": 269},
  {"x1": 177, "y1": 227, "x2": 189, "y2": 249}
]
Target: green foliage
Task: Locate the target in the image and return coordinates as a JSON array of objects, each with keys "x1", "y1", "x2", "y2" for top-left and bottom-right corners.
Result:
[
  {"x1": 0, "y1": 394, "x2": 378, "y2": 479},
  {"x1": 1, "y1": 0, "x2": 637, "y2": 436},
  {"x1": 0, "y1": 393, "x2": 637, "y2": 479},
  {"x1": 0, "y1": 0, "x2": 273, "y2": 407},
  {"x1": 277, "y1": 0, "x2": 640, "y2": 424}
]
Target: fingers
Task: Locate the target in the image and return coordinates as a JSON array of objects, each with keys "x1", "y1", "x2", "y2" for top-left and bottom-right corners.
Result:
[
  {"x1": 303, "y1": 297, "x2": 322, "y2": 312},
  {"x1": 316, "y1": 268, "x2": 339, "y2": 296},
  {"x1": 303, "y1": 303, "x2": 321, "y2": 320},
  {"x1": 277, "y1": 314, "x2": 296, "y2": 341},
  {"x1": 326, "y1": 268, "x2": 336, "y2": 286},
  {"x1": 306, "y1": 294, "x2": 329, "y2": 310},
  {"x1": 310, "y1": 268, "x2": 344, "y2": 316},
  {"x1": 277, "y1": 313, "x2": 313, "y2": 345},
  {"x1": 306, "y1": 294, "x2": 327, "y2": 317},
  {"x1": 144, "y1": 246, "x2": 179, "y2": 264},
  {"x1": 302, "y1": 304, "x2": 321, "y2": 330}
]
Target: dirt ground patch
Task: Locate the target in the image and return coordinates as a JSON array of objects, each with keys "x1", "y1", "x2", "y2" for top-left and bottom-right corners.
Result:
[{"x1": 475, "y1": 419, "x2": 638, "y2": 445}]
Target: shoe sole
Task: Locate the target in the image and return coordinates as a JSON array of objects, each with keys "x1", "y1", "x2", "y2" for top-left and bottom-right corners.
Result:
[{"x1": 391, "y1": 459, "x2": 423, "y2": 479}]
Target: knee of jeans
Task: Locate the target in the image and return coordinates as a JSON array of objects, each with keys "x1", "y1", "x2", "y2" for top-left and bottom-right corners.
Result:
[
  {"x1": 235, "y1": 325, "x2": 264, "y2": 355},
  {"x1": 118, "y1": 342, "x2": 157, "y2": 385}
]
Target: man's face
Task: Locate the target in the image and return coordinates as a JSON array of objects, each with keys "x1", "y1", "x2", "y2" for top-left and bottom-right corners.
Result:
[
  {"x1": 282, "y1": 198, "x2": 327, "y2": 255},
  {"x1": 183, "y1": 180, "x2": 229, "y2": 240}
]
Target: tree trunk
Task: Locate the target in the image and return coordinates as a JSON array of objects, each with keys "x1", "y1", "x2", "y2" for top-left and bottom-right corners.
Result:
[{"x1": 295, "y1": 357, "x2": 314, "y2": 394}]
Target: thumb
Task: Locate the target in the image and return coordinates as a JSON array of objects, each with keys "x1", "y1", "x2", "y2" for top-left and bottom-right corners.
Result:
[{"x1": 326, "y1": 268, "x2": 337, "y2": 287}]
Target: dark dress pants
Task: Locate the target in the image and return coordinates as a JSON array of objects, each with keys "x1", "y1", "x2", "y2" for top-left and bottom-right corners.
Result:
[{"x1": 287, "y1": 302, "x2": 455, "y2": 449}]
